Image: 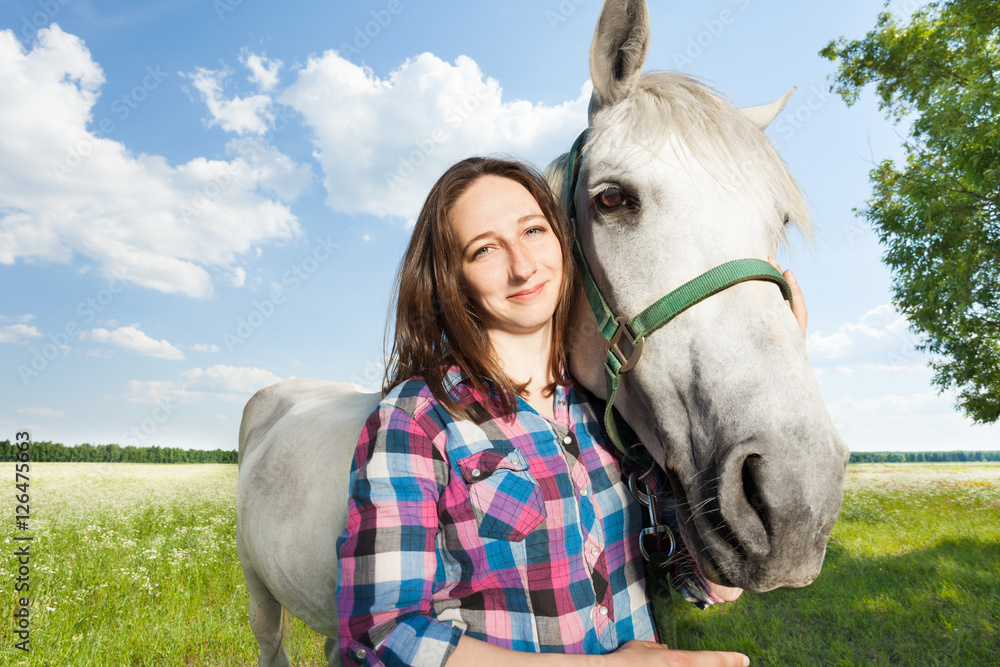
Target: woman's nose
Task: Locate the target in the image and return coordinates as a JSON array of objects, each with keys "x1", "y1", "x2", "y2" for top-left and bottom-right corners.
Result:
[{"x1": 508, "y1": 242, "x2": 537, "y2": 280}]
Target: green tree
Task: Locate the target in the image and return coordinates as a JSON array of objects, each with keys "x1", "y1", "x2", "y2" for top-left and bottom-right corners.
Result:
[{"x1": 821, "y1": 0, "x2": 1000, "y2": 422}]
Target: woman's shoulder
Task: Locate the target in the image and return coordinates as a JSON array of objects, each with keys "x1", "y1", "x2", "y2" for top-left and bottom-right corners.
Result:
[
  {"x1": 382, "y1": 374, "x2": 432, "y2": 401},
  {"x1": 377, "y1": 365, "x2": 468, "y2": 415},
  {"x1": 376, "y1": 376, "x2": 432, "y2": 419}
]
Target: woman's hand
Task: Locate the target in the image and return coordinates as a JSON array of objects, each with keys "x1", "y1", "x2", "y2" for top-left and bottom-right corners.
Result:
[
  {"x1": 450, "y1": 636, "x2": 750, "y2": 666},
  {"x1": 608, "y1": 640, "x2": 750, "y2": 667},
  {"x1": 768, "y1": 257, "x2": 807, "y2": 339}
]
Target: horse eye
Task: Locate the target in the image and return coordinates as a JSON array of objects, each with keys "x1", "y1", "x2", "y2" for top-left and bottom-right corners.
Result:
[{"x1": 598, "y1": 187, "x2": 627, "y2": 209}]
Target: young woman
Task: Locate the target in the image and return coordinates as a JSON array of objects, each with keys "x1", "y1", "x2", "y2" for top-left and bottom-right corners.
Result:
[{"x1": 337, "y1": 157, "x2": 803, "y2": 667}]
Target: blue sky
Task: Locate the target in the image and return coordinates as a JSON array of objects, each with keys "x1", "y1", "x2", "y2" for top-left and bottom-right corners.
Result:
[{"x1": 1, "y1": 0, "x2": 997, "y2": 452}]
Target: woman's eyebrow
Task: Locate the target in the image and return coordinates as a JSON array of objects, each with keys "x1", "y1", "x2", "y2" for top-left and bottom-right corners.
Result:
[
  {"x1": 462, "y1": 214, "x2": 547, "y2": 253},
  {"x1": 462, "y1": 230, "x2": 496, "y2": 254}
]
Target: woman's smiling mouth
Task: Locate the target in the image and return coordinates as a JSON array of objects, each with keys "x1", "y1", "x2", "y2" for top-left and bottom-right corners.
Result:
[{"x1": 509, "y1": 283, "x2": 546, "y2": 300}]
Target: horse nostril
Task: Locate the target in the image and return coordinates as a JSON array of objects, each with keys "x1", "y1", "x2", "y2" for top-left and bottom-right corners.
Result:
[{"x1": 741, "y1": 454, "x2": 771, "y2": 538}]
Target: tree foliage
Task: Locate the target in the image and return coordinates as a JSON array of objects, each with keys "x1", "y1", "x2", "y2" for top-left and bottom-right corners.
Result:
[
  {"x1": 0, "y1": 439, "x2": 237, "y2": 463},
  {"x1": 848, "y1": 449, "x2": 1000, "y2": 463},
  {"x1": 821, "y1": 0, "x2": 1000, "y2": 422}
]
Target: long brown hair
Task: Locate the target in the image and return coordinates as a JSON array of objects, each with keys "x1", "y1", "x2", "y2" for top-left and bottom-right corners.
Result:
[{"x1": 383, "y1": 157, "x2": 580, "y2": 421}]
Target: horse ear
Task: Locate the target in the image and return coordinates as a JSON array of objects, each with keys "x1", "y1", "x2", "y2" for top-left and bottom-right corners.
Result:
[
  {"x1": 589, "y1": 0, "x2": 650, "y2": 115},
  {"x1": 739, "y1": 87, "x2": 796, "y2": 130}
]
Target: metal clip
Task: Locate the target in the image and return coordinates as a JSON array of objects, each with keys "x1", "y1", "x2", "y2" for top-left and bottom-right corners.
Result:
[
  {"x1": 628, "y1": 471, "x2": 650, "y2": 506},
  {"x1": 630, "y1": 470, "x2": 676, "y2": 561},
  {"x1": 628, "y1": 460, "x2": 657, "y2": 507}
]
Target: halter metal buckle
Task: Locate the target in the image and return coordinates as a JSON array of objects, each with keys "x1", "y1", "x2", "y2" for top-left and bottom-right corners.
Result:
[
  {"x1": 607, "y1": 316, "x2": 644, "y2": 373},
  {"x1": 640, "y1": 525, "x2": 676, "y2": 561},
  {"x1": 630, "y1": 469, "x2": 677, "y2": 561}
]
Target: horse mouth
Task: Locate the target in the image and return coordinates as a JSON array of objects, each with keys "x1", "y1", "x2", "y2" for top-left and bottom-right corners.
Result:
[
  {"x1": 662, "y1": 465, "x2": 741, "y2": 590},
  {"x1": 662, "y1": 457, "x2": 839, "y2": 593}
]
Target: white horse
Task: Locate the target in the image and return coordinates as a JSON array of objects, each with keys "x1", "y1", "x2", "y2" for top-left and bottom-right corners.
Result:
[{"x1": 237, "y1": 1, "x2": 849, "y2": 665}]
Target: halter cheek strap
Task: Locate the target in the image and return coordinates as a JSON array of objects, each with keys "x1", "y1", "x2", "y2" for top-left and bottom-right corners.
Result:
[{"x1": 563, "y1": 129, "x2": 793, "y2": 455}]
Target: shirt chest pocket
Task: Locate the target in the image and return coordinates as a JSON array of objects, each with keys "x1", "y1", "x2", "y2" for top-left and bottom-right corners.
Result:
[{"x1": 457, "y1": 448, "x2": 546, "y2": 542}]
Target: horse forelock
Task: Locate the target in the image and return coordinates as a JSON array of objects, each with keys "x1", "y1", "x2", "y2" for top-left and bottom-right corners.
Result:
[
  {"x1": 543, "y1": 150, "x2": 572, "y2": 214},
  {"x1": 586, "y1": 71, "x2": 812, "y2": 249}
]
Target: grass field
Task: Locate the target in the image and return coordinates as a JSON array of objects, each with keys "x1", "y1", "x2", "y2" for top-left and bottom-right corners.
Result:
[
  {"x1": 678, "y1": 463, "x2": 1000, "y2": 666},
  {"x1": 2, "y1": 462, "x2": 998, "y2": 666}
]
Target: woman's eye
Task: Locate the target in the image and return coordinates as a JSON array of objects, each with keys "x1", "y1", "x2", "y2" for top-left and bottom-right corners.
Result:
[
  {"x1": 598, "y1": 187, "x2": 627, "y2": 209},
  {"x1": 525, "y1": 226, "x2": 544, "y2": 237},
  {"x1": 473, "y1": 246, "x2": 492, "y2": 259}
]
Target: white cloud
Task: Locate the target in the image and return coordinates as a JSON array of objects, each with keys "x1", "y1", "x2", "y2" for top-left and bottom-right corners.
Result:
[
  {"x1": 186, "y1": 64, "x2": 274, "y2": 136},
  {"x1": 180, "y1": 365, "x2": 283, "y2": 393},
  {"x1": 807, "y1": 304, "x2": 925, "y2": 369},
  {"x1": 0, "y1": 323, "x2": 42, "y2": 344},
  {"x1": 14, "y1": 407, "x2": 65, "y2": 418},
  {"x1": 242, "y1": 51, "x2": 283, "y2": 92},
  {"x1": 0, "y1": 26, "x2": 303, "y2": 298},
  {"x1": 830, "y1": 392, "x2": 942, "y2": 416},
  {"x1": 3, "y1": 314, "x2": 37, "y2": 323},
  {"x1": 281, "y1": 51, "x2": 590, "y2": 219},
  {"x1": 82, "y1": 325, "x2": 185, "y2": 360},
  {"x1": 225, "y1": 137, "x2": 313, "y2": 202},
  {"x1": 126, "y1": 364, "x2": 285, "y2": 404},
  {"x1": 826, "y1": 389, "x2": 1000, "y2": 451},
  {"x1": 192, "y1": 343, "x2": 220, "y2": 353},
  {"x1": 228, "y1": 266, "x2": 247, "y2": 287}
]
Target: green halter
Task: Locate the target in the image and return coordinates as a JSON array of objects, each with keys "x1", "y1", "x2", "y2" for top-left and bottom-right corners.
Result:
[{"x1": 563, "y1": 130, "x2": 794, "y2": 455}]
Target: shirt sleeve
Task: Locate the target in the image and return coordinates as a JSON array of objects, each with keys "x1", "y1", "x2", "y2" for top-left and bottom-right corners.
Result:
[{"x1": 337, "y1": 402, "x2": 463, "y2": 667}]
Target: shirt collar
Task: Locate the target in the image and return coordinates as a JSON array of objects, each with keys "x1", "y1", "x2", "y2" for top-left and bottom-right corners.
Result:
[
  {"x1": 440, "y1": 364, "x2": 471, "y2": 396},
  {"x1": 440, "y1": 363, "x2": 575, "y2": 396}
]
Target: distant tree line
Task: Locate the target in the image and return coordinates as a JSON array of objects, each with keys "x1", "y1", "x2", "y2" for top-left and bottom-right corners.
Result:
[
  {"x1": 849, "y1": 451, "x2": 1000, "y2": 463},
  {"x1": 1, "y1": 440, "x2": 237, "y2": 464},
  {"x1": 4, "y1": 439, "x2": 996, "y2": 465}
]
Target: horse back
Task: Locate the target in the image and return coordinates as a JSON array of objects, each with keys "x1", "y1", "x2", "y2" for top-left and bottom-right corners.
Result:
[{"x1": 237, "y1": 379, "x2": 381, "y2": 636}]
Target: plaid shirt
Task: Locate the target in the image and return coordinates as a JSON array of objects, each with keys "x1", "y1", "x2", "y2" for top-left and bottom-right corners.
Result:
[{"x1": 337, "y1": 367, "x2": 716, "y2": 666}]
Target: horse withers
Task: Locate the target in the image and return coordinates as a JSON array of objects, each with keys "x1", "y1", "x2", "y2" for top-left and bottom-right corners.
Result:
[{"x1": 237, "y1": 1, "x2": 848, "y2": 664}]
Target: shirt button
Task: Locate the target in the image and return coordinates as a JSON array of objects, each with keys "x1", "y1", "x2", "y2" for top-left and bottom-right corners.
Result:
[
  {"x1": 471, "y1": 468, "x2": 481, "y2": 478},
  {"x1": 562, "y1": 435, "x2": 573, "y2": 445},
  {"x1": 598, "y1": 605, "x2": 609, "y2": 616},
  {"x1": 579, "y1": 487, "x2": 589, "y2": 497},
  {"x1": 558, "y1": 400, "x2": 566, "y2": 406},
  {"x1": 591, "y1": 546, "x2": 600, "y2": 556},
  {"x1": 355, "y1": 648, "x2": 367, "y2": 660}
]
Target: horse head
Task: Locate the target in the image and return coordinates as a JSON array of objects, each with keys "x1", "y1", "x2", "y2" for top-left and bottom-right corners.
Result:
[{"x1": 548, "y1": 0, "x2": 849, "y2": 592}]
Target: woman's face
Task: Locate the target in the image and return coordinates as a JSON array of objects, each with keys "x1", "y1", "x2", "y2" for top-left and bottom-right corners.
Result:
[{"x1": 450, "y1": 175, "x2": 564, "y2": 340}]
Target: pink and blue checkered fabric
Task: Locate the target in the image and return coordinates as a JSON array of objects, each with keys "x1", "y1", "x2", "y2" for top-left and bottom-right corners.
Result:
[{"x1": 337, "y1": 367, "x2": 697, "y2": 666}]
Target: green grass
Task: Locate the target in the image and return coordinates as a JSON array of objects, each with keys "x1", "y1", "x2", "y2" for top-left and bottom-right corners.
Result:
[
  {"x1": 2, "y1": 462, "x2": 998, "y2": 665},
  {"x1": 676, "y1": 463, "x2": 1000, "y2": 666},
  {"x1": 0, "y1": 464, "x2": 322, "y2": 666}
]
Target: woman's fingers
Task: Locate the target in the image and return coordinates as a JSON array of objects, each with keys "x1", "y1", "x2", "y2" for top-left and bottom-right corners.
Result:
[
  {"x1": 662, "y1": 649, "x2": 751, "y2": 667},
  {"x1": 768, "y1": 257, "x2": 807, "y2": 339},
  {"x1": 615, "y1": 640, "x2": 750, "y2": 666}
]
